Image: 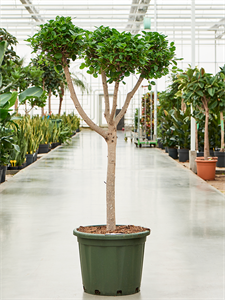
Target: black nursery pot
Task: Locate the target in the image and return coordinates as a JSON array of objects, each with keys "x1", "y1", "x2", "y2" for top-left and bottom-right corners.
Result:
[
  {"x1": 0, "y1": 165, "x2": 8, "y2": 183},
  {"x1": 38, "y1": 144, "x2": 50, "y2": 153},
  {"x1": 214, "y1": 151, "x2": 225, "y2": 167},
  {"x1": 26, "y1": 154, "x2": 34, "y2": 166},
  {"x1": 157, "y1": 140, "x2": 164, "y2": 149},
  {"x1": 179, "y1": 149, "x2": 189, "y2": 162},
  {"x1": 168, "y1": 148, "x2": 178, "y2": 159},
  {"x1": 51, "y1": 142, "x2": 61, "y2": 149}
]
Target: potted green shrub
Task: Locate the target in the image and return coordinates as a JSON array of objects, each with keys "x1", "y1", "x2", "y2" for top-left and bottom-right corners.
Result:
[
  {"x1": 214, "y1": 66, "x2": 225, "y2": 167},
  {"x1": 176, "y1": 67, "x2": 225, "y2": 180},
  {"x1": 28, "y1": 16, "x2": 177, "y2": 295},
  {"x1": 170, "y1": 107, "x2": 191, "y2": 162},
  {"x1": 160, "y1": 109, "x2": 179, "y2": 159}
]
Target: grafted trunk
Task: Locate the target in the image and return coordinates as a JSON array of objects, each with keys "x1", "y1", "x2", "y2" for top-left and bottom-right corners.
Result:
[
  {"x1": 204, "y1": 108, "x2": 210, "y2": 159},
  {"x1": 48, "y1": 89, "x2": 51, "y2": 114},
  {"x1": 220, "y1": 111, "x2": 224, "y2": 152},
  {"x1": 106, "y1": 125, "x2": 117, "y2": 231}
]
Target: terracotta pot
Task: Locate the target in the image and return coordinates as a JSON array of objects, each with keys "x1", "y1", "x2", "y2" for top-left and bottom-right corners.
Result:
[{"x1": 195, "y1": 157, "x2": 218, "y2": 180}]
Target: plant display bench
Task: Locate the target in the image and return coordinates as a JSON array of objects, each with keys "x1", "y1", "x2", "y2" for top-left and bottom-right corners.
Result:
[{"x1": 135, "y1": 138, "x2": 157, "y2": 148}]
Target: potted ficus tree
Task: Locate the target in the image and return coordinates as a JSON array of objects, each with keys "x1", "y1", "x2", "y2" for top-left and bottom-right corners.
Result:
[
  {"x1": 28, "y1": 16, "x2": 177, "y2": 296},
  {"x1": 176, "y1": 67, "x2": 225, "y2": 180}
]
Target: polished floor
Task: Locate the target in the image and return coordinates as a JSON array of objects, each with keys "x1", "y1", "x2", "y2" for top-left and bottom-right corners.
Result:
[{"x1": 0, "y1": 130, "x2": 225, "y2": 300}]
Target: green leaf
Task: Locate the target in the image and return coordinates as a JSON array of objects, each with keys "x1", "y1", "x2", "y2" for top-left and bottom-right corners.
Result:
[
  {"x1": 209, "y1": 100, "x2": 217, "y2": 110},
  {"x1": 54, "y1": 53, "x2": 62, "y2": 59},
  {"x1": 0, "y1": 108, "x2": 8, "y2": 121},
  {"x1": 56, "y1": 64, "x2": 63, "y2": 71},
  {"x1": 208, "y1": 88, "x2": 214, "y2": 97},
  {"x1": 72, "y1": 54, "x2": 77, "y2": 61},
  {"x1": 80, "y1": 63, "x2": 86, "y2": 69},
  {"x1": 0, "y1": 41, "x2": 7, "y2": 66},
  {"x1": 19, "y1": 87, "x2": 43, "y2": 103},
  {"x1": 148, "y1": 85, "x2": 152, "y2": 91},
  {"x1": 0, "y1": 92, "x2": 18, "y2": 109},
  {"x1": 196, "y1": 90, "x2": 204, "y2": 97}
]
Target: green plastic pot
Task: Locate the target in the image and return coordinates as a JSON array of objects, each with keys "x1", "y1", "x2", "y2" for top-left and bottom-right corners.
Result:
[{"x1": 73, "y1": 225, "x2": 150, "y2": 296}]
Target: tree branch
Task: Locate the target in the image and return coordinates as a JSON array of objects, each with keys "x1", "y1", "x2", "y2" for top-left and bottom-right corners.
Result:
[
  {"x1": 101, "y1": 70, "x2": 110, "y2": 123},
  {"x1": 109, "y1": 81, "x2": 119, "y2": 125},
  {"x1": 115, "y1": 73, "x2": 144, "y2": 126},
  {"x1": 63, "y1": 63, "x2": 107, "y2": 140}
]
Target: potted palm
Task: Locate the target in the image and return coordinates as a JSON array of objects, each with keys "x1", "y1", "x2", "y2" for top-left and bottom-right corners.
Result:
[
  {"x1": 28, "y1": 16, "x2": 177, "y2": 295},
  {"x1": 176, "y1": 67, "x2": 225, "y2": 180}
]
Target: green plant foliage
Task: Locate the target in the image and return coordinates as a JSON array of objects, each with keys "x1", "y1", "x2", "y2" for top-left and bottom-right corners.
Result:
[
  {"x1": 81, "y1": 27, "x2": 176, "y2": 83},
  {"x1": 26, "y1": 16, "x2": 86, "y2": 66},
  {"x1": 176, "y1": 66, "x2": 225, "y2": 158},
  {"x1": 170, "y1": 107, "x2": 191, "y2": 149}
]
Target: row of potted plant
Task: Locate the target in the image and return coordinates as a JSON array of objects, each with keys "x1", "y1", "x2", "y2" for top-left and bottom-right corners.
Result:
[
  {"x1": 157, "y1": 65, "x2": 225, "y2": 180},
  {"x1": 0, "y1": 113, "x2": 80, "y2": 182}
]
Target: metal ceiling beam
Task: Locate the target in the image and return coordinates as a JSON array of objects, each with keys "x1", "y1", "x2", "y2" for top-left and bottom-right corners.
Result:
[
  {"x1": 20, "y1": 0, "x2": 44, "y2": 22},
  {"x1": 125, "y1": 0, "x2": 151, "y2": 34}
]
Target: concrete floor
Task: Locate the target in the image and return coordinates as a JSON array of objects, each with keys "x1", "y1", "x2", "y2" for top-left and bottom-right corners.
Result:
[{"x1": 0, "y1": 130, "x2": 225, "y2": 300}]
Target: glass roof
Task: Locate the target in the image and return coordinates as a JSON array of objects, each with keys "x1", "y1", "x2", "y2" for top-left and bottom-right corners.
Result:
[{"x1": 1, "y1": 0, "x2": 225, "y2": 43}]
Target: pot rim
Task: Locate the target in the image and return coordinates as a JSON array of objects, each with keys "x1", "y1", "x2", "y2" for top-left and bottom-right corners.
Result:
[
  {"x1": 73, "y1": 225, "x2": 150, "y2": 240},
  {"x1": 195, "y1": 156, "x2": 218, "y2": 162}
]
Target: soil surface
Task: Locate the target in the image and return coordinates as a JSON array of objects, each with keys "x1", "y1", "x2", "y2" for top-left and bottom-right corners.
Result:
[{"x1": 77, "y1": 225, "x2": 150, "y2": 234}]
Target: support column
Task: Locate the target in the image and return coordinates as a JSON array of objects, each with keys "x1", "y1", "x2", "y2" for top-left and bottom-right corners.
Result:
[
  {"x1": 154, "y1": 0, "x2": 158, "y2": 139},
  {"x1": 189, "y1": 0, "x2": 197, "y2": 173}
]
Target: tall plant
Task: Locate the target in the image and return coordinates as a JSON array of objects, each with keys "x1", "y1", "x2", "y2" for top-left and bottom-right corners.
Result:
[
  {"x1": 28, "y1": 16, "x2": 176, "y2": 231},
  {"x1": 217, "y1": 65, "x2": 225, "y2": 152},
  {"x1": 176, "y1": 67, "x2": 225, "y2": 160}
]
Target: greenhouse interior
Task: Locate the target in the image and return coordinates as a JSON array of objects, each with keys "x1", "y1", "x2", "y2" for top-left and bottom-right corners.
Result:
[{"x1": 0, "y1": 0, "x2": 225, "y2": 299}]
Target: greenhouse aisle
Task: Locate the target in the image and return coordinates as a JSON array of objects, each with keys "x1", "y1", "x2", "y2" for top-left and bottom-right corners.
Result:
[{"x1": 0, "y1": 129, "x2": 224, "y2": 300}]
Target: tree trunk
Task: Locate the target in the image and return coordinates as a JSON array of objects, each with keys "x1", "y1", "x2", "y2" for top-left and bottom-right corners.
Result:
[
  {"x1": 58, "y1": 95, "x2": 63, "y2": 115},
  {"x1": 58, "y1": 84, "x2": 64, "y2": 115},
  {"x1": 195, "y1": 122, "x2": 198, "y2": 151},
  {"x1": 41, "y1": 107, "x2": 44, "y2": 117},
  {"x1": 204, "y1": 108, "x2": 210, "y2": 159},
  {"x1": 181, "y1": 98, "x2": 186, "y2": 112},
  {"x1": 48, "y1": 89, "x2": 51, "y2": 114},
  {"x1": 42, "y1": 79, "x2": 45, "y2": 117},
  {"x1": 15, "y1": 97, "x2": 18, "y2": 113},
  {"x1": 63, "y1": 62, "x2": 107, "y2": 139},
  {"x1": 106, "y1": 125, "x2": 117, "y2": 231}
]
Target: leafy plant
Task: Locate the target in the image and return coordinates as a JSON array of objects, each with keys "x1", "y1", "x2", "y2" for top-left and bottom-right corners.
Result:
[
  {"x1": 170, "y1": 107, "x2": 191, "y2": 149},
  {"x1": 176, "y1": 66, "x2": 225, "y2": 159},
  {"x1": 28, "y1": 16, "x2": 177, "y2": 231}
]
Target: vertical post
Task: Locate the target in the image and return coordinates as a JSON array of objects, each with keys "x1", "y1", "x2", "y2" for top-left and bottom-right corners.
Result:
[
  {"x1": 215, "y1": 31, "x2": 217, "y2": 74},
  {"x1": 190, "y1": 0, "x2": 197, "y2": 173},
  {"x1": 154, "y1": 0, "x2": 158, "y2": 139}
]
